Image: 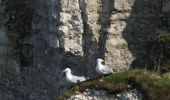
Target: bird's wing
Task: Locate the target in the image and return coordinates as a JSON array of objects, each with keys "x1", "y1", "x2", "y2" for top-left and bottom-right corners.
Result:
[
  {"x1": 102, "y1": 65, "x2": 113, "y2": 74},
  {"x1": 72, "y1": 75, "x2": 86, "y2": 83},
  {"x1": 106, "y1": 64, "x2": 118, "y2": 72}
]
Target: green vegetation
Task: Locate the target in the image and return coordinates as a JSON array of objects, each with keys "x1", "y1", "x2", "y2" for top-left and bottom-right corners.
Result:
[
  {"x1": 143, "y1": 32, "x2": 170, "y2": 72},
  {"x1": 59, "y1": 70, "x2": 170, "y2": 100},
  {"x1": 159, "y1": 34, "x2": 170, "y2": 41},
  {"x1": 162, "y1": 72, "x2": 170, "y2": 80},
  {"x1": 158, "y1": 34, "x2": 170, "y2": 72}
]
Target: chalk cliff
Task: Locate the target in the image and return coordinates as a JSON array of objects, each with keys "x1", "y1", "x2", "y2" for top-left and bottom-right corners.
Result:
[{"x1": 0, "y1": 0, "x2": 169, "y2": 99}]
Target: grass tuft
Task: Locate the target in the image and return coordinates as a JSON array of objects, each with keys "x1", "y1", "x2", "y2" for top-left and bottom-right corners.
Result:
[{"x1": 59, "y1": 69, "x2": 170, "y2": 100}]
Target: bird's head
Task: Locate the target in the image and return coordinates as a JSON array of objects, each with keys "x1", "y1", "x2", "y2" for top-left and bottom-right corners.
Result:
[
  {"x1": 63, "y1": 68, "x2": 71, "y2": 73},
  {"x1": 97, "y1": 58, "x2": 104, "y2": 63}
]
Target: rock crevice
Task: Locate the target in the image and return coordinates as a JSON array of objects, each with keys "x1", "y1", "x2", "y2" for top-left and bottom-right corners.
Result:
[{"x1": 0, "y1": 0, "x2": 169, "y2": 99}]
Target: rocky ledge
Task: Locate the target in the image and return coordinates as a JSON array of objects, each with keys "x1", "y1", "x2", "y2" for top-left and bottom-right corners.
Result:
[
  {"x1": 59, "y1": 70, "x2": 170, "y2": 100},
  {"x1": 67, "y1": 88, "x2": 143, "y2": 100}
]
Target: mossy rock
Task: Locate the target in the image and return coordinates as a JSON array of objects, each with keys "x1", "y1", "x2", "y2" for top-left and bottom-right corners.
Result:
[
  {"x1": 158, "y1": 34, "x2": 170, "y2": 53},
  {"x1": 59, "y1": 70, "x2": 170, "y2": 100},
  {"x1": 144, "y1": 33, "x2": 170, "y2": 71},
  {"x1": 161, "y1": 59, "x2": 170, "y2": 68},
  {"x1": 158, "y1": 34, "x2": 170, "y2": 73},
  {"x1": 160, "y1": 59, "x2": 170, "y2": 73},
  {"x1": 162, "y1": 72, "x2": 170, "y2": 80}
]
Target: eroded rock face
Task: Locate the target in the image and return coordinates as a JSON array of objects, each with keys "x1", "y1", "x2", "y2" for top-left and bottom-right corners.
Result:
[
  {"x1": 67, "y1": 88, "x2": 143, "y2": 100},
  {"x1": 59, "y1": 0, "x2": 84, "y2": 56},
  {"x1": 160, "y1": 0, "x2": 170, "y2": 30},
  {"x1": 0, "y1": 0, "x2": 166, "y2": 99}
]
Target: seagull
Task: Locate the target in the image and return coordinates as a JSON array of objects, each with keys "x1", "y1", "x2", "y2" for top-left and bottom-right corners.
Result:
[
  {"x1": 63, "y1": 68, "x2": 86, "y2": 83},
  {"x1": 96, "y1": 58, "x2": 116, "y2": 81}
]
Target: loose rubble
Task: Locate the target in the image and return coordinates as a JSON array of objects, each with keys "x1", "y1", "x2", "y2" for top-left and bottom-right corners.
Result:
[{"x1": 67, "y1": 89, "x2": 143, "y2": 100}]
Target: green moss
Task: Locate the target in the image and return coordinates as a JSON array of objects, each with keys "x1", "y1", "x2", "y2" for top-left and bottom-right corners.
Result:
[
  {"x1": 123, "y1": 70, "x2": 170, "y2": 100},
  {"x1": 130, "y1": 76, "x2": 170, "y2": 100},
  {"x1": 59, "y1": 70, "x2": 170, "y2": 100},
  {"x1": 144, "y1": 32, "x2": 170, "y2": 72},
  {"x1": 162, "y1": 72, "x2": 170, "y2": 80},
  {"x1": 159, "y1": 34, "x2": 170, "y2": 42}
]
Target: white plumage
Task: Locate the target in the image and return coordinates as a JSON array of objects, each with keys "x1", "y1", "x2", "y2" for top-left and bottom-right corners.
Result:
[
  {"x1": 63, "y1": 68, "x2": 86, "y2": 83},
  {"x1": 96, "y1": 58, "x2": 115, "y2": 75}
]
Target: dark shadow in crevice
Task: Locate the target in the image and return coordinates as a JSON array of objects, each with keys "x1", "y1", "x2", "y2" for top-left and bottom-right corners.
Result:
[
  {"x1": 122, "y1": 0, "x2": 163, "y2": 69},
  {"x1": 62, "y1": 0, "x2": 99, "y2": 77},
  {"x1": 4, "y1": 0, "x2": 166, "y2": 99},
  {"x1": 98, "y1": 0, "x2": 114, "y2": 59}
]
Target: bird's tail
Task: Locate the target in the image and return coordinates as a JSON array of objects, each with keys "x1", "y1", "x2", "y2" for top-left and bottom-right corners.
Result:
[
  {"x1": 111, "y1": 71, "x2": 115, "y2": 74},
  {"x1": 112, "y1": 67, "x2": 118, "y2": 74},
  {"x1": 85, "y1": 77, "x2": 90, "y2": 80}
]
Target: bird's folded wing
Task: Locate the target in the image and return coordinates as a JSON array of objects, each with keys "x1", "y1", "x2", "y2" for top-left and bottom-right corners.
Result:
[
  {"x1": 102, "y1": 65, "x2": 113, "y2": 73},
  {"x1": 105, "y1": 64, "x2": 118, "y2": 71},
  {"x1": 72, "y1": 75, "x2": 86, "y2": 82}
]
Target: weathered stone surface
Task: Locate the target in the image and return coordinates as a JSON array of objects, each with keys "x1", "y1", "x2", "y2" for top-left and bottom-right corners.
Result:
[
  {"x1": 114, "y1": 0, "x2": 134, "y2": 11},
  {"x1": 0, "y1": 0, "x2": 168, "y2": 100},
  {"x1": 67, "y1": 88, "x2": 143, "y2": 100},
  {"x1": 59, "y1": 0, "x2": 84, "y2": 55},
  {"x1": 162, "y1": 1, "x2": 170, "y2": 15}
]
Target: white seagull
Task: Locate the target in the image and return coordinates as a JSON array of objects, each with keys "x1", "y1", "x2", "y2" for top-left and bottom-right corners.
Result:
[
  {"x1": 96, "y1": 58, "x2": 116, "y2": 80},
  {"x1": 63, "y1": 68, "x2": 86, "y2": 83}
]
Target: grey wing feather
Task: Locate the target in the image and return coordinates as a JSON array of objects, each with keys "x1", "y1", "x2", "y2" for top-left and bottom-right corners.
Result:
[
  {"x1": 102, "y1": 65, "x2": 113, "y2": 74},
  {"x1": 72, "y1": 75, "x2": 86, "y2": 83}
]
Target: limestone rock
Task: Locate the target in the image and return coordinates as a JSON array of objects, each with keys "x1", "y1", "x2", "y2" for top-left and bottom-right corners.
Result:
[
  {"x1": 59, "y1": 5, "x2": 84, "y2": 55},
  {"x1": 162, "y1": 1, "x2": 170, "y2": 15},
  {"x1": 0, "y1": 0, "x2": 167, "y2": 99},
  {"x1": 67, "y1": 89, "x2": 143, "y2": 100}
]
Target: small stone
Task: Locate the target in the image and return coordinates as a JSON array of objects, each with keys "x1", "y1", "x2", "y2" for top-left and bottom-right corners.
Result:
[
  {"x1": 83, "y1": 92, "x2": 87, "y2": 95},
  {"x1": 93, "y1": 96, "x2": 98, "y2": 100},
  {"x1": 87, "y1": 96, "x2": 92, "y2": 100},
  {"x1": 117, "y1": 94, "x2": 121, "y2": 97},
  {"x1": 94, "y1": 91, "x2": 100, "y2": 95},
  {"x1": 87, "y1": 92, "x2": 91, "y2": 95},
  {"x1": 85, "y1": 89, "x2": 89, "y2": 92},
  {"x1": 101, "y1": 91, "x2": 106, "y2": 95}
]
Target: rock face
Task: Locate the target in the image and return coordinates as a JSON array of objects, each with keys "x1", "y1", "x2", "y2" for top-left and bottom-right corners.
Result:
[
  {"x1": 60, "y1": 0, "x2": 84, "y2": 56},
  {"x1": 0, "y1": 0, "x2": 168, "y2": 100},
  {"x1": 67, "y1": 88, "x2": 143, "y2": 100},
  {"x1": 161, "y1": 0, "x2": 170, "y2": 30}
]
